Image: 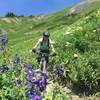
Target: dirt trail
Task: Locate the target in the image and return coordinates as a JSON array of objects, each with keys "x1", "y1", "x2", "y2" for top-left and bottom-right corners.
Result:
[
  {"x1": 46, "y1": 80, "x2": 72, "y2": 100},
  {"x1": 46, "y1": 74, "x2": 100, "y2": 100}
]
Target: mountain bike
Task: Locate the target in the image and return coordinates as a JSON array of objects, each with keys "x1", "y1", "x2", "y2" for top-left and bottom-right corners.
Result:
[{"x1": 32, "y1": 49, "x2": 56, "y2": 71}]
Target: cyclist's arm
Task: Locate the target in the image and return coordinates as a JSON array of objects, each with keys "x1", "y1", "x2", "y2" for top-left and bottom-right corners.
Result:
[
  {"x1": 33, "y1": 39, "x2": 41, "y2": 49},
  {"x1": 50, "y1": 39, "x2": 56, "y2": 52},
  {"x1": 51, "y1": 44, "x2": 56, "y2": 52}
]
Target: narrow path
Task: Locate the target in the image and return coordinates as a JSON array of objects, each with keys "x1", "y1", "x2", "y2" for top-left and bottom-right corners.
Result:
[{"x1": 45, "y1": 73, "x2": 100, "y2": 100}]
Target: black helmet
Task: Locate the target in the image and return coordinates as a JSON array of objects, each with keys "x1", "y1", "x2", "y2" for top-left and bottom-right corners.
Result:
[{"x1": 43, "y1": 32, "x2": 50, "y2": 37}]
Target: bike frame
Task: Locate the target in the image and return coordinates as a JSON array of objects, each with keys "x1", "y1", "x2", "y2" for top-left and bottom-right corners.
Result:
[
  {"x1": 33, "y1": 49, "x2": 55, "y2": 71},
  {"x1": 39, "y1": 52, "x2": 49, "y2": 71}
]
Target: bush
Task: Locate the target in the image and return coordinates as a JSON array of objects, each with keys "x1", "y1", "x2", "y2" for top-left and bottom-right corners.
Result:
[
  {"x1": 68, "y1": 54, "x2": 100, "y2": 94},
  {"x1": 88, "y1": 57, "x2": 100, "y2": 69},
  {"x1": 74, "y1": 39, "x2": 89, "y2": 53},
  {"x1": 5, "y1": 12, "x2": 16, "y2": 17}
]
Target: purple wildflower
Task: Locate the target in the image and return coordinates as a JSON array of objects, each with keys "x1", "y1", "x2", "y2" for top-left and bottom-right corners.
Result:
[
  {"x1": 13, "y1": 55, "x2": 20, "y2": 67},
  {"x1": 38, "y1": 78, "x2": 47, "y2": 91},
  {"x1": 33, "y1": 77, "x2": 47, "y2": 92},
  {"x1": 56, "y1": 64, "x2": 64, "y2": 78},
  {"x1": 1, "y1": 37, "x2": 8, "y2": 46},
  {"x1": 32, "y1": 95, "x2": 42, "y2": 100},
  {"x1": 26, "y1": 67, "x2": 48, "y2": 99},
  {"x1": 26, "y1": 74, "x2": 33, "y2": 81},
  {"x1": 28, "y1": 88, "x2": 37, "y2": 99},
  {"x1": 29, "y1": 92, "x2": 34, "y2": 99},
  {"x1": 28, "y1": 92, "x2": 42, "y2": 100},
  {"x1": 27, "y1": 81, "x2": 33, "y2": 88},
  {"x1": 24, "y1": 64, "x2": 31, "y2": 71},
  {"x1": 0, "y1": 66, "x2": 9, "y2": 73},
  {"x1": 26, "y1": 69, "x2": 35, "y2": 82},
  {"x1": 16, "y1": 80, "x2": 22, "y2": 84},
  {"x1": 28, "y1": 69, "x2": 35, "y2": 76}
]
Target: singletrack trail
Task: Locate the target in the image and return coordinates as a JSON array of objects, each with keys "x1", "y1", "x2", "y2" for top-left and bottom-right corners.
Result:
[{"x1": 45, "y1": 72, "x2": 100, "y2": 100}]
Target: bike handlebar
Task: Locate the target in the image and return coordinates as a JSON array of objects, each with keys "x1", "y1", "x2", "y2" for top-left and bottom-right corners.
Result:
[{"x1": 32, "y1": 49, "x2": 56, "y2": 57}]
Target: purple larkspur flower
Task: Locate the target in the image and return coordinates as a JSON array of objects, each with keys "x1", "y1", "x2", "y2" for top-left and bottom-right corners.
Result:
[
  {"x1": 0, "y1": 66, "x2": 9, "y2": 73},
  {"x1": 28, "y1": 69, "x2": 35, "y2": 76},
  {"x1": 29, "y1": 92, "x2": 34, "y2": 99},
  {"x1": 1, "y1": 37, "x2": 8, "y2": 46},
  {"x1": 28, "y1": 91, "x2": 36, "y2": 99},
  {"x1": 16, "y1": 80, "x2": 22, "y2": 84},
  {"x1": 56, "y1": 64, "x2": 64, "y2": 78},
  {"x1": 39, "y1": 78, "x2": 47, "y2": 91},
  {"x1": 29, "y1": 92, "x2": 42, "y2": 100},
  {"x1": 24, "y1": 64, "x2": 31, "y2": 71},
  {"x1": 27, "y1": 81, "x2": 33, "y2": 88},
  {"x1": 26, "y1": 69, "x2": 36, "y2": 82},
  {"x1": 27, "y1": 69, "x2": 48, "y2": 99},
  {"x1": 26, "y1": 74, "x2": 33, "y2": 81},
  {"x1": 33, "y1": 77, "x2": 47, "y2": 92},
  {"x1": 32, "y1": 95, "x2": 42, "y2": 100},
  {"x1": 13, "y1": 55, "x2": 20, "y2": 67},
  {"x1": 29, "y1": 86, "x2": 42, "y2": 100}
]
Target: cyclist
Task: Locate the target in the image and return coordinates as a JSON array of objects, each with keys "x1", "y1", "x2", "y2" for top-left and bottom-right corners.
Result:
[{"x1": 32, "y1": 31, "x2": 56, "y2": 69}]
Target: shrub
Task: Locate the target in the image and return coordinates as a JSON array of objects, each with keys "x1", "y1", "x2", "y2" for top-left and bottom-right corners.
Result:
[
  {"x1": 69, "y1": 55, "x2": 100, "y2": 94},
  {"x1": 74, "y1": 39, "x2": 89, "y2": 53}
]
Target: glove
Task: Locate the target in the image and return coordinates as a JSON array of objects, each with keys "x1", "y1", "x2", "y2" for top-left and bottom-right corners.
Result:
[
  {"x1": 32, "y1": 48, "x2": 36, "y2": 53},
  {"x1": 51, "y1": 52, "x2": 57, "y2": 56}
]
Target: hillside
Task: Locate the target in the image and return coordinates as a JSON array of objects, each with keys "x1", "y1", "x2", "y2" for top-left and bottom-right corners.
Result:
[{"x1": 0, "y1": 0, "x2": 100, "y2": 99}]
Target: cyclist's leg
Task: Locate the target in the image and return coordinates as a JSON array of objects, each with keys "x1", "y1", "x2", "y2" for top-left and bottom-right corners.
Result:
[
  {"x1": 37, "y1": 53, "x2": 41, "y2": 64},
  {"x1": 45, "y1": 55, "x2": 49, "y2": 69}
]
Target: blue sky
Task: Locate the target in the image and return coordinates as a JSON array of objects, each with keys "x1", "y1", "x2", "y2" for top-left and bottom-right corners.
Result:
[{"x1": 0, "y1": 0, "x2": 81, "y2": 16}]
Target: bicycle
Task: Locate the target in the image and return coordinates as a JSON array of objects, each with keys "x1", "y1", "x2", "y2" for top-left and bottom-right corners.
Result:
[{"x1": 32, "y1": 49, "x2": 56, "y2": 71}]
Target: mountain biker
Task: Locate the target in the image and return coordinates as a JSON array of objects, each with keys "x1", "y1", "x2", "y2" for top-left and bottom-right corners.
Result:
[{"x1": 32, "y1": 31, "x2": 56, "y2": 68}]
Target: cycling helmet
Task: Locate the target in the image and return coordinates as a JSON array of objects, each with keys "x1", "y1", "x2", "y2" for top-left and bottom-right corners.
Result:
[{"x1": 43, "y1": 32, "x2": 50, "y2": 37}]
